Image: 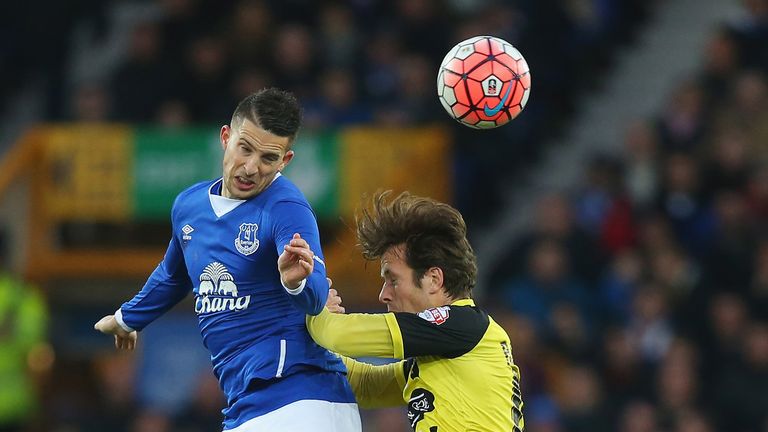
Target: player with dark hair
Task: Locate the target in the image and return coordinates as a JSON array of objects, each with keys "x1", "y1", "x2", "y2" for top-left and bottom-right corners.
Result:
[
  {"x1": 94, "y1": 88, "x2": 361, "y2": 431},
  {"x1": 287, "y1": 191, "x2": 525, "y2": 431}
]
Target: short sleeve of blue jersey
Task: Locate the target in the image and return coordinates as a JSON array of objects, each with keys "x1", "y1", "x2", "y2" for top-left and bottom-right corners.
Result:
[{"x1": 270, "y1": 200, "x2": 329, "y2": 315}]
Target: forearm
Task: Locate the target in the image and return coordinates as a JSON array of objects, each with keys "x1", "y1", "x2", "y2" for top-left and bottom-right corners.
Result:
[
  {"x1": 120, "y1": 239, "x2": 190, "y2": 331},
  {"x1": 342, "y1": 356, "x2": 406, "y2": 409},
  {"x1": 273, "y1": 200, "x2": 329, "y2": 315},
  {"x1": 120, "y1": 266, "x2": 189, "y2": 331},
  {"x1": 307, "y1": 308, "x2": 403, "y2": 358},
  {"x1": 283, "y1": 269, "x2": 328, "y2": 315}
]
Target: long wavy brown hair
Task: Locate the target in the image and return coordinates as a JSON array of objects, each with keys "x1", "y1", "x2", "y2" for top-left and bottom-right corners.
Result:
[{"x1": 356, "y1": 191, "x2": 477, "y2": 299}]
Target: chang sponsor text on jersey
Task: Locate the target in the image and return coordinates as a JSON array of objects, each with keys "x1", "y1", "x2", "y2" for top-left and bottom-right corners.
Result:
[{"x1": 195, "y1": 262, "x2": 251, "y2": 314}]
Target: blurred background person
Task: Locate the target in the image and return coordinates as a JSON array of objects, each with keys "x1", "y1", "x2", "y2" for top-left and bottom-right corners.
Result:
[{"x1": 0, "y1": 238, "x2": 49, "y2": 432}]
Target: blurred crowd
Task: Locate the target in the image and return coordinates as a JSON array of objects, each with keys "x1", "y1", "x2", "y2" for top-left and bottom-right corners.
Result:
[
  {"x1": 8, "y1": 0, "x2": 768, "y2": 431},
  {"x1": 488, "y1": 2, "x2": 768, "y2": 430},
  {"x1": 1, "y1": 0, "x2": 651, "y2": 224}
]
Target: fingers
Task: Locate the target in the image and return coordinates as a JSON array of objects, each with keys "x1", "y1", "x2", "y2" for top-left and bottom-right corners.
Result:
[
  {"x1": 289, "y1": 233, "x2": 307, "y2": 247},
  {"x1": 283, "y1": 244, "x2": 313, "y2": 261},
  {"x1": 283, "y1": 245, "x2": 315, "y2": 271},
  {"x1": 98, "y1": 315, "x2": 137, "y2": 351},
  {"x1": 325, "y1": 287, "x2": 346, "y2": 314},
  {"x1": 114, "y1": 332, "x2": 138, "y2": 350},
  {"x1": 327, "y1": 289, "x2": 342, "y2": 306},
  {"x1": 282, "y1": 234, "x2": 315, "y2": 270},
  {"x1": 326, "y1": 277, "x2": 333, "y2": 288}
]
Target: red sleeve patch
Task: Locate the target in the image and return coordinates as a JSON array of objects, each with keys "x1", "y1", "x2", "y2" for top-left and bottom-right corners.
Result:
[{"x1": 417, "y1": 306, "x2": 451, "y2": 325}]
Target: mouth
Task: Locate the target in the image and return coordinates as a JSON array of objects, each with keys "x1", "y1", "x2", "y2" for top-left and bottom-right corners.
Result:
[{"x1": 233, "y1": 175, "x2": 256, "y2": 191}]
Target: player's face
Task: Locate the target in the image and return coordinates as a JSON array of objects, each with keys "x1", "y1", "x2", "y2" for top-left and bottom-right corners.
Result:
[
  {"x1": 379, "y1": 245, "x2": 431, "y2": 313},
  {"x1": 220, "y1": 119, "x2": 294, "y2": 199}
]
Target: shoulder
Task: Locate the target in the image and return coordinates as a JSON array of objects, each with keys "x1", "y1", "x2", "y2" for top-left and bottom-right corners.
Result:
[
  {"x1": 408, "y1": 304, "x2": 489, "y2": 333},
  {"x1": 268, "y1": 175, "x2": 308, "y2": 201},
  {"x1": 171, "y1": 179, "x2": 216, "y2": 217},
  {"x1": 393, "y1": 303, "x2": 490, "y2": 358},
  {"x1": 265, "y1": 175, "x2": 313, "y2": 212},
  {"x1": 176, "y1": 179, "x2": 216, "y2": 203}
]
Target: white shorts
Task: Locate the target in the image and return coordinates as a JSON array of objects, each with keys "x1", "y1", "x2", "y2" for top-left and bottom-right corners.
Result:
[{"x1": 224, "y1": 400, "x2": 361, "y2": 432}]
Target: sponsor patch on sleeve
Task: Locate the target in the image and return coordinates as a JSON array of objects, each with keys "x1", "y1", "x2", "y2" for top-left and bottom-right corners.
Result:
[{"x1": 417, "y1": 306, "x2": 451, "y2": 325}]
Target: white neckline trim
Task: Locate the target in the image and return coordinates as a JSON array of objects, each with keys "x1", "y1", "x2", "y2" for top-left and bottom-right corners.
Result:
[
  {"x1": 208, "y1": 174, "x2": 282, "y2": 218},
  {"x1": 209, "y1": 180, "x2": 246, "y2": 217}
]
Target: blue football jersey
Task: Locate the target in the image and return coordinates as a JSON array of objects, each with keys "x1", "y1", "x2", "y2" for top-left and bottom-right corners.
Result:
[{"x1": 118, "y1": 174, "x2": 354, "y2": 429}]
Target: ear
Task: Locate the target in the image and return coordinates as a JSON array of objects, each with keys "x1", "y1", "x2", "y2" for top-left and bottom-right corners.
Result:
[
  {"x1": 220, "y1": 125, "x2": 231, "y2": 150},
  {"x1": 279, "y1": 150, "x2": 295, "y2": 171},
  {"x1": 422, "y1": 267, "x2": 445, "y2": 295}
]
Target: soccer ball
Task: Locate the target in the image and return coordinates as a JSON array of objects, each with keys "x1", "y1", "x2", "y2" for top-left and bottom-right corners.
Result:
[{"x1": 437, "y1": 36, "x2": 531, "y2": 129}]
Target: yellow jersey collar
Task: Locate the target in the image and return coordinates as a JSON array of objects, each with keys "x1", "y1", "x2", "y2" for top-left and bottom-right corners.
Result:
[{"x1": 450, "y1": 298, "x2": 475, "y2": 307}]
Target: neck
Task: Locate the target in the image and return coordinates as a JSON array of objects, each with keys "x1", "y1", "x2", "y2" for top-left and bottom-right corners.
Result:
[{"x1": 428, "y1": 293, "x2": 460, "y2": 308}]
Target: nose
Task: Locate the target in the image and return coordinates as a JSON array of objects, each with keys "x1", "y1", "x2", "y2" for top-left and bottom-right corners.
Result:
[
  {"x1": 243, "y1": 157, "x2": 259, "y2": 176},
  {"x1": 379, "y1": 283, "x2": 392, "y2": 304}
]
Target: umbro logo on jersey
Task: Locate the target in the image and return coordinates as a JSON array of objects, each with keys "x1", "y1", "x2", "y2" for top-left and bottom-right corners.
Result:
[
  {"x1": 417, "y1": 306, "x2": 450, "y2": 325},
  {"x1": 182, "y1": 224, "x2": 194, "y2": 241}
]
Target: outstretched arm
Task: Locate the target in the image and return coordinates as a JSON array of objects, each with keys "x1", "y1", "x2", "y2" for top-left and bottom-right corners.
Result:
[
  {"x1": 307, "y1": 306, "x2": 402, "y2": 359},
  {"x1": 310, "y1": 292, "x2": 488, "y2": 359},
  {"x1": 94, "y1": 233, "x2": 192, "y2": 350}
]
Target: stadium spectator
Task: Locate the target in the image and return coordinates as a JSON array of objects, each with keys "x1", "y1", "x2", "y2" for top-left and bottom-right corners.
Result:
[
  {"x1": 713, "y1": 321, "x2": 768, "y2": 430},
  {"x1": 623, "y1": 120, "x2": 661, "y2": 211},
  {"x1": 0, "y1": 236, "x2": 49, "y2": 432},
  {"x1": 491, "y1": 192, "x2": 603, "y2": 291},
  {"x1": 69, "y1": 82, "x2": 112, "y2": 122},
  {"x1": 110, "y1": 22, "x2": 173, "y2": 123},
  {"x1": 502, "y1": 238, "x2": 593, "y2": 339},
  {"x1": 0, "y1": 277, "x2": 48, "y2": 431},
  {"x1": 556, "y1": 364, "x2": 611, "y2": 432}
]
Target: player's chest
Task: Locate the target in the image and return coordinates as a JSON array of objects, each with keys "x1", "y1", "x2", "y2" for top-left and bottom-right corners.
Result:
[{"x1": 177, "y1": 212, "x2": 275, "y2": 277}]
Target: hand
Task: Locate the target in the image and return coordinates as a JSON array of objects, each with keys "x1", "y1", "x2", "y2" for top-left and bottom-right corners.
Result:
[
  {"x1": 326, "y1": 278, "x2": 345, "y2": 314},
  {"x1": 94, "y1": 315, "x2": 138, "y2": 350},
  {"x1": 278, "y1": 233, "x2": 315, "y2": 289}
]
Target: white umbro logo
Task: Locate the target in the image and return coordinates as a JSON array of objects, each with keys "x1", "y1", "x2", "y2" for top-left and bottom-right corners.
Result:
[{"x1": 182, "y1": 224, "x2": 194, "y2": 241}]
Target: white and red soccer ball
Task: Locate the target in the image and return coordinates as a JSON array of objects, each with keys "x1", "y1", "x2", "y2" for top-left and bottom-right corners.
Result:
[{"x1": 437, "y1": 36, "x2": 531, "y2": 129}]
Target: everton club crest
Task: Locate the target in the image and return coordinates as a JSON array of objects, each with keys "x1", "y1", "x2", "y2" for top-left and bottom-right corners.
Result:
[{"x1": 235, "y1": 223, "x2": 260, "y2": 255}]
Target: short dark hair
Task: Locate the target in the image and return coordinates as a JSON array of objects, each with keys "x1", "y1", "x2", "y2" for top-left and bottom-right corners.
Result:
[
  {"x1": 356, "y1": 191, "x2": 477, "y2": 299},
  {"x1": 231, "y1": 88, "x2": 303, "y2": 142}
]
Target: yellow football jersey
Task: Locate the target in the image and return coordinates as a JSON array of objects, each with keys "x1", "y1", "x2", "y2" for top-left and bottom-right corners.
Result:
[{"x1": 307, "y1": 299, "x2": 524, "y2": 432}]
